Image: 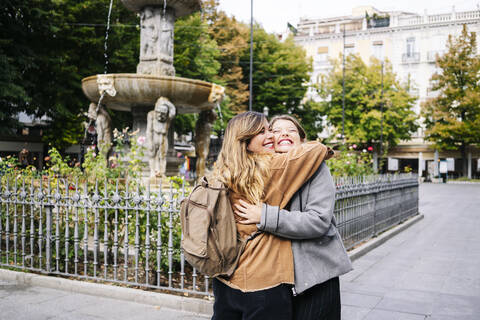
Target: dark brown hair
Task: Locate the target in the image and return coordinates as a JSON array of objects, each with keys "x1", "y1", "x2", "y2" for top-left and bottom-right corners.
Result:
[{"x1": 269, "y1": 114, "x2": 307, "y2": 141}]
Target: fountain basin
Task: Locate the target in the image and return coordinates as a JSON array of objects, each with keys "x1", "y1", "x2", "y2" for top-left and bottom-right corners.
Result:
[
  {"x1": 121, "y1": 0, "x2": 201, "y2": 16},
  {"x1": 82, "y1": 74, "x2": 220, "y2": 113}
]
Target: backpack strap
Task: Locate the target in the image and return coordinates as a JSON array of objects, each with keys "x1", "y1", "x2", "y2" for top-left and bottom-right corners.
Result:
[{"x1": 183, "y1": 183, "x2": 203, "y2": 237}]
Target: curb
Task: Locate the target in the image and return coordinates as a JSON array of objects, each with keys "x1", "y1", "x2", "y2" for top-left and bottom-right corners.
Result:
[
  {"x1": 446, "y1": 181, "x2": 480, "y2": 185},
  {"x1": 348, "y1": 214, "x2": 425, "y2": 261},
  {"x1": 0, "y1": 269, "x2": 214, "y2": 316},
  {"x1": 0, "y1": 214, "x2": 424, "y2": 316}
]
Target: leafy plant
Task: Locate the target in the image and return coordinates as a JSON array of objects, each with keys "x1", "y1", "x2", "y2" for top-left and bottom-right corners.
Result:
[{"x1": 327, "y1": 145, "x2": 374, "y2": 177}]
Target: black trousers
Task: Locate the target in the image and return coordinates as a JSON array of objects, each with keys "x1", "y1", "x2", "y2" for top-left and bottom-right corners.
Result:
[
  {"x1": 212, "y1": 278, "x2": 293, "y2": 320},
  {"x1": 293, "y1": 277, "x2": 341, "y2": 320}
]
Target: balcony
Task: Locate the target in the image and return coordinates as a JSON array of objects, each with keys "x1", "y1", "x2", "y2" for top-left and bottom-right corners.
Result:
[
  {"x1": 367, "y1": 17, "x2": 390, "y2": 28},
  {"x1": 314, "y1": 59, "x2": 330, "y2": 69},
  {"x1": 402, "y1": 52, "x2": 420, "y2": 64}
]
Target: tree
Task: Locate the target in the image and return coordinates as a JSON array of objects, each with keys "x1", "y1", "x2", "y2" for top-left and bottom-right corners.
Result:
[
  {"x1": 204, "y1": 3, "x2": 250, "y2": 114},
  {"x1": 173, "y1": 11, "x2": 221, "y2": 136},
  {"x1": 290, "y1": 100, "x2": 325, "y2": 140},
  {"x1": 421, "y1": 25, "x2": 480, "y2": 176},
  {"x1": 241, "y1": 31, "x2": 312, "y2": 117},
  {"x1": 318, "y1": 55, "x2": 418, "y2": 151},
  {"x1": 0, "y1": 0, "x2": 139, "y2": 149},
  {"x1": 0, "y1": 0, "x2": 59, "y2": 135}
]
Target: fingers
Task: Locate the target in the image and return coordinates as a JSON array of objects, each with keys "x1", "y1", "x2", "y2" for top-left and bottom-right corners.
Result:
[
  {"x1": 234, "y1": 210, "x2": 247, "y2": 218},
  {"x1": 238, "y1": 199, "x2": 259, "y2": 208},
  {"x1": 234, "y1": 203, "x2": 248, "y2": 213},
  {"x1": 238, "y1": 219, "x2": 256, "y2": 225},
  {"x1": 238, "y1": 199, "x2": 250, "y2": 207}
]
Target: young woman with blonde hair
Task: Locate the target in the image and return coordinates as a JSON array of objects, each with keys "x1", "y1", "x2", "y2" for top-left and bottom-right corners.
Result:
[
  {"x1": 210, "y1": 111, "x2": 332, "y2": 320},
  {"x1": 235, "y1": 114, "x2": 352, "y2": 320}
]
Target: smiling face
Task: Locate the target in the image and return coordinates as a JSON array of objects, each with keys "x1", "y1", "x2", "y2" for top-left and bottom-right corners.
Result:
[
  {"x1": 271, "y1": 119, "x2": 303, "y2": 153},
  {"x1": 247, "y1": 120, "x2": 274, "y2": 154}
]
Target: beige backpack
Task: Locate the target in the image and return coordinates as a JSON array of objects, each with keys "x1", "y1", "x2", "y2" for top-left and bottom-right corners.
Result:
[{"x1": 180, "y1": 177, "x2": 245, "y2": 278}]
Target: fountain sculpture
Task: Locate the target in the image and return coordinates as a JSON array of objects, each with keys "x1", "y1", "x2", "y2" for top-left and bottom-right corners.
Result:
[{"x1": 81, "y1": 0, "x2": 225, "y2": 179}]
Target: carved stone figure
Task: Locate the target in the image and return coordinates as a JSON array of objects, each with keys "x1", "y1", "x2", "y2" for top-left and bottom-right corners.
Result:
[
  {"x1": 208, "y1": 83, "x2": 225, "y2": 104},
  {"x1": 19, "y1": 148, "x2": 30, "y2": 167},
  {"x1": 97, "y1": 75, "x2": 116, "y2": 97},
  {"x1": 194, "y1": 109, "x2": 217, "y2": 179},
  {"x1": 140, "y1": 7, "x2": 158, "y2": 60},
  {"x1": 138, "y1": 6, "x2": 175, "y2": 76},
  {"x1": 88, "y1": 103, "x2": 113, "y2": 159},
  {"x1": 146, "y1": 97, "x2": 176, "y2": 177}
]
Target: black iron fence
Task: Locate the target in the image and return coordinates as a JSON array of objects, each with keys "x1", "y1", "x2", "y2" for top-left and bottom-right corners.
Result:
[{"x1": 0, "y1": 174, "x2": 418, "y2": 295}]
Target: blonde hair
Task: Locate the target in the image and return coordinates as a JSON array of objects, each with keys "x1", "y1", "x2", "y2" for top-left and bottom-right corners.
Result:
[{"x1": 212, "y1": 112, "x2": 271, "y2": 204}]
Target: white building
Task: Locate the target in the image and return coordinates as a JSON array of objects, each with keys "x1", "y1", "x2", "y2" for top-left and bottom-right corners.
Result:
[{"x1": 293, "y1": 6, "x2": 480, "y2": 178}]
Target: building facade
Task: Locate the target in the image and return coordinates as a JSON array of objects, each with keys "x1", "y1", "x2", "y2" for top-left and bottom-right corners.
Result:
[{"x1": 293, "y1": 6, "x2": 480, "y2": 178}]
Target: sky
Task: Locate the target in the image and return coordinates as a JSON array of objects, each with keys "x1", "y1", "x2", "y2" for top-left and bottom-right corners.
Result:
[{"x1": 217, "y1": 0, "x2": 479, "y2": 33}]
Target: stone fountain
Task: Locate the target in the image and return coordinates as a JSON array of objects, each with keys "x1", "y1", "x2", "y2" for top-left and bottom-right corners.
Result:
[{"x1": 81, "y1": 0, "x2": 224, "y2": 179}]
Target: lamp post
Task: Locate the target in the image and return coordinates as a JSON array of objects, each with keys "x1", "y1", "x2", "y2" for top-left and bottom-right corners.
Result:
[
  {"x1": 342, "y1": 26, "x2": 346, "y2": 142},
  {"x1": 379, "y1": 61, "x2": 384, "y2": 171},
  {"x1": 249, "y1": 0, "x2": 253, "y2": 111}
]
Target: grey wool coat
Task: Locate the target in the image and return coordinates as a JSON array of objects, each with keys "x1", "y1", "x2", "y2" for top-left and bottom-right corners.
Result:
[{"x1": 258, "y1": 162, "x2": 353, "y2": 295}]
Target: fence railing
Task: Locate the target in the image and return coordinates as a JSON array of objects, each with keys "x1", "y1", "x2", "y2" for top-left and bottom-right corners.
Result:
[
  {"x1": 0, "y1": 174, "x2": 418, "y2": 295},
  {"x1": 333, "y1": 174, "x2": 419, "y2": 250}
]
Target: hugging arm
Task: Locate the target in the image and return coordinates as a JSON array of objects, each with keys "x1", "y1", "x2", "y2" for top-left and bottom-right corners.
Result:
[
  {"x1": 265, "y1": 141, "x2": 330, "y2": 209},
  {"x1": 257, "y1": 163, "x2": 337, "y2": 240}
]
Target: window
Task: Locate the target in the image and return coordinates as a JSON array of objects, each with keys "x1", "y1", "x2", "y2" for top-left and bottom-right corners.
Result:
[
  {"x1": 314, "y1": 47, "x2": 329, "y2": 66},
  {"x1": 372, "y1": 41, "x2": 383, "y2": 61},
  {"x1": 344, "y1": 43, "x2": 355, "y2": 56},
  {"x1": 406, "y1": 37, "x2": 416, "y2": 57}
]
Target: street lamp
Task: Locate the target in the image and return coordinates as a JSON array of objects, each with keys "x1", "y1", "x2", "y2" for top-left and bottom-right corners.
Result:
[
  {"x1": 379, "y1": 61, "x2": 384, "y2": 171},
  {"x1": 249, "y1": 0, "x2": 253, "y2": 111},
  {"x1": 342, "y1": 26, "x2": 346, "y2": 142}
]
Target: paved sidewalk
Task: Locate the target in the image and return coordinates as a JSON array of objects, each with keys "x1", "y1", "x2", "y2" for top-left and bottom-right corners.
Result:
[
  {"x1": 0, "y1": 278, "x2": 210, "y2": 320},
  {"x1": 1, "y1": 183, "x2": 479, "y2": 319},
  {"x1": 340, "y1": 183, "x2": 480, "y2": 320}
]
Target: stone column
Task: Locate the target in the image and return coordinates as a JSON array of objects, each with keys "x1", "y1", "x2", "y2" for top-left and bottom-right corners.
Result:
[
  {"x1": 468, "y1": 152, "x2": 472, "y2": 179},
  {"x1": 418, "y1": 152, "x2": 423, "y2": 177},
  {"x1": 137, "y1": 6, "x2": 175, "y2": 76},
  {"x1": 434, "y1": 150, "x2": 439, "y2": 177},
  {"x1": 132, "y1": 106, "x2": 152, "y2": 138},
  {"x1": 194, "y1": 110, "x2": 217, "y2": 180},
  {"x1": 373, "y1": 152, "x2": 378, "y2": 173}
]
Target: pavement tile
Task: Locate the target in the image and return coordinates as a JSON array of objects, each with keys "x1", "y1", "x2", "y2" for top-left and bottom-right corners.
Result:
[
  {"x1": 0, "y1": 301, "x2": 60, "y2": 320},
  {"x1": 375, "y1": 296, "x2": 433, "y2": 315},
  {"x1": 74, "y1": 296, "x2": 162, "y2": 318},
  {"x1": 362, "y1": 309, "x2": 426, "y2": 320},
  {"x1": 440, "y1": 276, "x2": 480, "y2": 297},
  {"x1": 341, "y1": 291, "x2": 382, "y2": 309},
  {"x1": 34, "y1": 292, "x2": 105, "y2": 313},
  {"x1": 397, "y1": 272, "x2": 447, "y2": 292},
  {"x1": 49, "y1": 311, "x2": 104, "y2": 320},
  {"x1": 0, "y1": 284, "x2": 67, "y2": 305},
  {"x1": 341, "y1": 305, "x2": 372, "y2": 320},
  {"x1": 450, "y1": 262, "x2": 480, "y2": 280},
  {"x1": 429, "y1": 315, "x2": 479, "y2": 320},
  {"x1": 431, "y1": 293, "x2": 480, "y2": 318},
  {"x1": 340, "y1": 282, "x2": 390, "y2": 297},
  {"x1": 375, "y1": 289, "x2": 437, "y2": 315},
  {"x1": 410, "y1": 258, "x2": 454, "y2": 276}
]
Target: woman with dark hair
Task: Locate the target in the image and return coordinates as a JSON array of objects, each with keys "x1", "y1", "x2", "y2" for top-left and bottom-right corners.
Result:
[
  {"x1": 210, "y1": 111, "x2": 332, "y2": 320},
  {"x1": 235, "y1": 114, "x2": 352, "y2": 320}
]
